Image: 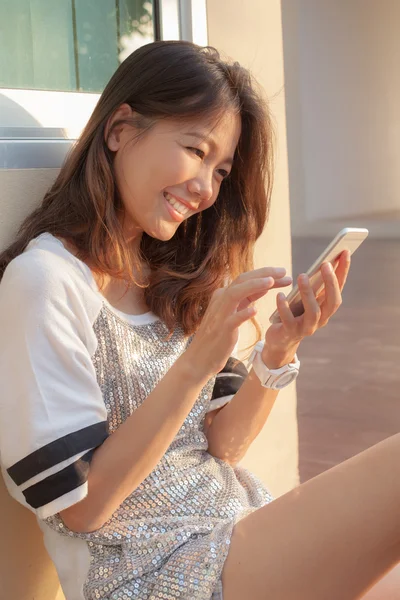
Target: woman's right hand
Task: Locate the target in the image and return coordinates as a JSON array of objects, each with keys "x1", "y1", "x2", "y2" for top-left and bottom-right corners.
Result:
[{"x1": 185, "y1": 267, "x2": 292, "y2": 378}]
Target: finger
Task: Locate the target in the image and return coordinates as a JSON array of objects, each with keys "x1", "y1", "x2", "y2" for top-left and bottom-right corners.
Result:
[
  {"x1": 232, "y1": 267, "x2": 287, "y2": 286},
  {"x1": 319, "y1": 262, "x2": 342, "y2": 325},
  {"x1": 233, "y1": 277, "x2": 275, "y2": 313},
  {"x1": 335, "y1": 250, "x2": 351, "y2": 291},
  {"x1": 242, "y1": 288, "x2": 276, "y2": 306},
  {"x1": 229, "y1": 304, "x2": 258, "y2": 329},
  {"x1": 275, "y1": 292, "x2": 297, "y2": 329},
  {"x1": 315, "y1": 289, "x2": 326, "y2": 306},
  {"x1": 236, "y1": 290, "x2": 267, "y2": 312},
  {"x1": 238, "y1": 278, "x2": 292, "y2": 312},
  {"x1": 297, "y1": 274, "x2": 321, "y2": 335},
  {"x1": 314, "y1": 256, "x2": 346, "y2": 304},
  {"x1": 271, "y1": 276, "x2": 292, "y2": 289}
]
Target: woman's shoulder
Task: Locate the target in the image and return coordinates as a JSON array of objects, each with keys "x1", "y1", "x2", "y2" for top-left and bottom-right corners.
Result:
[
  {"x1": 6, "y1": 233, "x2": 93, "y2": 286},
  {"x1": 0, "y1": 233, "x2": 102, "y2": 324}
]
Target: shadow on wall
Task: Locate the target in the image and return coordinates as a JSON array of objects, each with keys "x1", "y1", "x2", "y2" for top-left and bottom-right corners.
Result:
[{"x1": 0, "y1": 93, "x2": 42, "y2": 127}]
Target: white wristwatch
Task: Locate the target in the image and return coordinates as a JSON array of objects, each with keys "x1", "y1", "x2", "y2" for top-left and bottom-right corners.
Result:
[{"x1": 248, "y1": 341, "x2": 300, "y2": 390}]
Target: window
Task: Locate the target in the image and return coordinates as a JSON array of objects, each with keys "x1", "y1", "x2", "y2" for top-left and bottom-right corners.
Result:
[
  {"x1": 0, "y1": 0, "x2": 157, "y2": 93},
  {"x1": 0, "y1": 0, "x2": 207, "y2": 168}
]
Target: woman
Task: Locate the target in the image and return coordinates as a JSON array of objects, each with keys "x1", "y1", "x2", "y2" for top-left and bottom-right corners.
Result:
[{"x1": 0, "y1": 41, "x2": 398, "y2": 600}]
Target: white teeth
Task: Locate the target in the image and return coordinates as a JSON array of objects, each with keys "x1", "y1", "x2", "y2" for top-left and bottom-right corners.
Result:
[{"x1": 164, "y1": 192, "x2": 189, "y2": 216}]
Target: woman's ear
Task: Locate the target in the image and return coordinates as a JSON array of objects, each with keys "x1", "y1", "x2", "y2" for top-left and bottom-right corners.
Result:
[{"x1": 105, "y1": 103, "x2": 133, "y2": 152}]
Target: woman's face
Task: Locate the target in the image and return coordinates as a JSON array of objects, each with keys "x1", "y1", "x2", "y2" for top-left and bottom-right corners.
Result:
[{"x1": 107, "y1": 104, "x2": 241, "y2": 241}]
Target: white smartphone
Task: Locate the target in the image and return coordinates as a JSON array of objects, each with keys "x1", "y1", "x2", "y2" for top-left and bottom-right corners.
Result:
[{"x1": 269, "y1": 227, "x2": 369, "y2": 324}]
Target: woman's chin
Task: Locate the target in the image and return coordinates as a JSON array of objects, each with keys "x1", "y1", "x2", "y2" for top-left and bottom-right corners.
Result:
[{"x1": 145, "y1": 222, "x2": 179, "y2": 242}]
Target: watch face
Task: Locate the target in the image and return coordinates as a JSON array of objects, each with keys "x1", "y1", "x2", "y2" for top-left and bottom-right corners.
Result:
[{"x1": 276, "y1": 371, "x2": 297, "y2": 389}]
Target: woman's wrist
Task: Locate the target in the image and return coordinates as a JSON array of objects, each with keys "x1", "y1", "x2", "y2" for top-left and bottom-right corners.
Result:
[
  {"x1": 176, "y1": 352, "x2": 214, "y2": 387},
  {"x1": 261, "y1": 342, "x2": 299, "y2": 370}
]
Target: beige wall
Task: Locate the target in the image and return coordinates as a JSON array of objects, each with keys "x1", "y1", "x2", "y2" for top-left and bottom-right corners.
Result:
[
  {"x1": 0, "y1": 2, "x2": 297, "y2": 596},
  {"x1": 0, "y1": 170, "x2": 66, "y2": 600},
  {"x1": 0, "y1": 170, "x2": 59, "y2": 247},
  {"x1": 283, "y1": 0, "x2": 400, "y2": 238},
  {"x1": 207, "y1": 0, "x2": 298, "y2": 498},
  {"x1": 0, "y1": 476, "x2": 65, "y2": 600}
]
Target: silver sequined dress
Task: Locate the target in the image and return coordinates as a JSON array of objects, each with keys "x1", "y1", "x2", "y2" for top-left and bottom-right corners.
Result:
[{"x1": 44, "y1": 305, "x2": 273, "y2": 600}]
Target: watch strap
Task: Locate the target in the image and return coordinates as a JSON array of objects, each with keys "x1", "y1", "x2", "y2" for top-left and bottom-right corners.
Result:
[{"x1": 248, "y1": 341, "x2": 300, "y2": 390}]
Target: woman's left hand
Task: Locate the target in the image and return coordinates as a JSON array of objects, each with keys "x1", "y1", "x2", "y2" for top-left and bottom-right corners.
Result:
[{"x1": 262, "y1": 250, "x2": 351, "y2": 368}]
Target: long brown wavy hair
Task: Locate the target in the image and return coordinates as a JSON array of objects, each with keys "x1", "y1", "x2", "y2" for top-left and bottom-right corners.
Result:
[{"x1": 0, "y1": 41, "x2": 274, "y2": 336}]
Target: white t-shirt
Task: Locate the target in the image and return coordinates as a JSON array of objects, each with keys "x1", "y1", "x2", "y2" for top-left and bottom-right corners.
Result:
[{"x1": 0, "y1": 233, "x2": 246, "y2": 599}]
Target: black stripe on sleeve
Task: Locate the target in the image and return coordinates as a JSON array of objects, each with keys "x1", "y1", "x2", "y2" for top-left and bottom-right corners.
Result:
[
  {"x1": 23, "y1": 449, "x2": 94, "y2": 510},
  {"x1": 211, "y1": 357, "x2": 247, "y2": 400},
  {"x1": 219, "y1": 357, "x2": 248, "y2": 378},
  {"x1": 212, "y1": 374, "x2": 244, "y2": 400},
  {"x1": 7, "y1": 421, "x2": 109, "y2": 486}
]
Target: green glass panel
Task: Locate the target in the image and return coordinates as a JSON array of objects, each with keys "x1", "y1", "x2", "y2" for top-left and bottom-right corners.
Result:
[
  {"x1": 0, "y1": 0, "x2": 76, "y2": 91},
  {"x1": 0, "y1": 0, "x2": 155, "y2": 92},
  {"x1": 119, "y1": 0, "x2": 154, "y2": 55},
  {"x1": 29, "y1": 0, "x2": 76, "y2": 91},
  {"x1": 0, "y1": 0, "x2": 33, "y2": 89},
  {"x1": 120, "y1": 0, "x2": 143, "y2": 38},
  {"x1": 74, "y1": 0, "x2": 118, "y2": 92}
]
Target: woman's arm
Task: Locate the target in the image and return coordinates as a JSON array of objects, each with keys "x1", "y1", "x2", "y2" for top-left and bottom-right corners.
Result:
[
  {"x1": 61, "y1": 271, "x2": 275, "y2": 533},
  {"x1": 61, "y1": 355, "x2": 209, "y2": 533},
  {"x1": 204, "y1": 348, "x2": 293, "y2": 466},
  {"x1": 205, "y1": 370, "x2": 279, "y2": 465},
  {"x1": 205, "y1": 252, "x2": 352, "y2": 465}
]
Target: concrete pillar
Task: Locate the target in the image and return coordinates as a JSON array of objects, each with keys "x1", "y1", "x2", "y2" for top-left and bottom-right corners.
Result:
[{"x1": 207, "y1": 0, "x2": 299, "y2": 497}]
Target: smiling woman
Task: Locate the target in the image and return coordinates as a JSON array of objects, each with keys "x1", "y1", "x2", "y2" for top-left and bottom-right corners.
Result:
[
  {"x1": 106, "y1": 108, "x2": 240, "y2": 234},
  {"x1": 0, "y1": 40, "x2": 276, "y2": 600},
  {"x1": 1, "y1": 39, "x2": 399, "y2": 600},
  {"x1": 0, "y1": 41, "x2": 274, "y2": 336}
]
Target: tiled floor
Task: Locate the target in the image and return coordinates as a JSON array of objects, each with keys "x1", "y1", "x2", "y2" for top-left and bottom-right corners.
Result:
[
  {"x1": 292, "y1": 237, "x2": 400, "y2": 599},
  {"x1": 292, "y1": 237, "x2": 400, "y2": 482}
]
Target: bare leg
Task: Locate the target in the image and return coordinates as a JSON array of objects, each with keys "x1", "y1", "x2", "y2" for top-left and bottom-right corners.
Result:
[
  {"x1": 222, "y1": 434, "x2": 400, "y2": 600},
  {"x1": 361, "y1": 565, "x2": 400, "y2": 599}
]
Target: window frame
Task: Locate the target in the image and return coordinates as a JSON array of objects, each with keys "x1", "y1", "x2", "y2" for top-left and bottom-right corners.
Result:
[{"x1": 0, "y1": 0, "x2": 208, "y2": 169}]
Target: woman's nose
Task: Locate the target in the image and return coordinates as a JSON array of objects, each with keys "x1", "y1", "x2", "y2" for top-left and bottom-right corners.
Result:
[{"x1": 187, "y1": 170, "x2": 214, "y2": 204}]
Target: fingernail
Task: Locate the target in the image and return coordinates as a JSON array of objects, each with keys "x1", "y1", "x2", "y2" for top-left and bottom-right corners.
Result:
[
  {"x1": 262, "y1": 277, "x2": 274, "y2": 285},
  {"x1": 274, "y1": 268, "x2": 286, "y2": 276},
  {"x1": 325, "y1": 262, "x2": 333, "y2": 272},
  {"x1": 299, "y1": 274, "x2": 308, "y2": 284}
]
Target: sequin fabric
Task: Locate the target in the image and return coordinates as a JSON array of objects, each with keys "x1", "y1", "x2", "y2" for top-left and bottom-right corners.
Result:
[{"x1": 46, "y1": 306, "x2": 273, "y2": 600}]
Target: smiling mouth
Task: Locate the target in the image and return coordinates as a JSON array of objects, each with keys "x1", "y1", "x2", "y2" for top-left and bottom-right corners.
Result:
[{"x1": 163, "y1": 192, "x2": 191, "y2": 216}]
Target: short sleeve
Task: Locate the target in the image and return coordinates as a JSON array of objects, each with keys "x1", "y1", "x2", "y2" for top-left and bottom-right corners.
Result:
[
  {"x1": 0, "y1": 250, "x2": 108, "y2": 519},
  {"x1": 206, "y1": 353, "x2": 248, "y2": 413}
]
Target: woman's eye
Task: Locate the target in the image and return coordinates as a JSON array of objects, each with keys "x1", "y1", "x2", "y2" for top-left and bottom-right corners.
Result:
[
  {"x1": 186, "y1": 146, "x2": 229, "y2": 179},
  {"x1": 187, "y1": 147, "x2": 205, "y2": 159}
]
